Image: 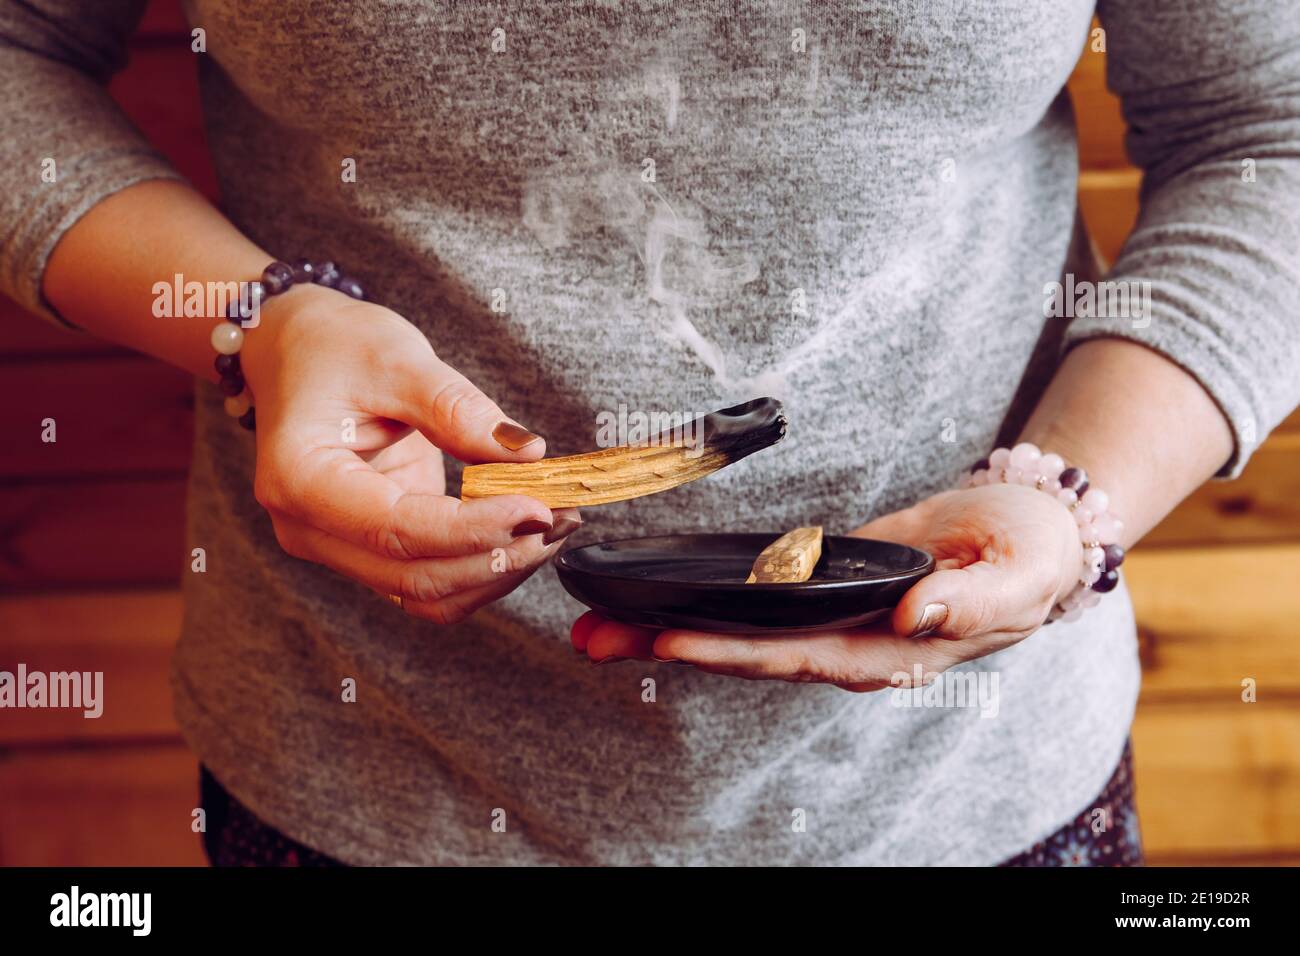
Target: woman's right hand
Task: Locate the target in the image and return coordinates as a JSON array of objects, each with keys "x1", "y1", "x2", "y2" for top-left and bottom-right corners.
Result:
[{"x1": 238, "y1": 282, "x2": 579, "y2": 624}]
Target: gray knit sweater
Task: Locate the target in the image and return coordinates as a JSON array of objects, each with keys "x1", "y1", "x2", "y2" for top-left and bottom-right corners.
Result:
[{"x1": 3, "y1": 0, "x2": 1298, "y2": 865}]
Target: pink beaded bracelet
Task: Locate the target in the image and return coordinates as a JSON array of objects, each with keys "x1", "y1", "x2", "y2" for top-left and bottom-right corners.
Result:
[{"x1": 962, "y1": 443, "x2": 1125, "y2": 624}]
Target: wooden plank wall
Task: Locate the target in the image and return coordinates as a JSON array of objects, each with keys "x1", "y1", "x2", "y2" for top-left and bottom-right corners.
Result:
[{"x1": 1, "y1": 5, "x2": 1297, "y2": 866}]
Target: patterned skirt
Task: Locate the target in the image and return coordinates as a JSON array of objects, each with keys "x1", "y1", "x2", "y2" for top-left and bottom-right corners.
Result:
[
  {"x1": 199, "y1": 740, "x2": 1143, "y2": 867},
  {"x1": 999, "y1": 739, "x2": 1143, "y2": 867}
]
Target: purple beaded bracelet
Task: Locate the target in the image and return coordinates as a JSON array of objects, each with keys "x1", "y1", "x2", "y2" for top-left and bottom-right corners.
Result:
[
  {"x1": 962, "y1": 442, "x2": 1126, "y2": 624},
  {"x1": 209, "y1": 259, "x2": 365, "y2": 430}
]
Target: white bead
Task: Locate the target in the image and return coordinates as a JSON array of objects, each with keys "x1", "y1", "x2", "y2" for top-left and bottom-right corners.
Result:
[
  {"x1": 211, "y1": 323, "x2": 244, "y2": 355},
  {"x1": 989, "y1": 447, "x2": 1011, "y2": 468},
  {"x1": 1038, "y1": 453, "x2": 1065, "y2": 480},
  {"x1": 224, "y1": 392, "x2": 251, "y2": 418},
  {"x1": 1056, "y1": 489, "x2": 1077, "y2": 507},
  {"x1": 1074, "y1": 506, "x2": 1094, "y2": 525},
  {"x1": 1081, "y1": 488, "x2": 1110, "y2": 514},
  {"x1": 1009, "y1": 442, "x2": 1041, "y2": 471},
  {"x1": 1048, "y1": 479, "x2": 1062, "y2": 494},
  {"x1": 1006, "y1": 467, "x2": 1023, "y2": 484},
  {"x1": 1084, "y1": 547, "x2": 1106, "y2": 574},
  {"x1": 1020, "y1": 469, "x2": 1043, "y2": 487},
  {"x1": 1082, "y1": 565, "x2": 1102, "y2": 585},
  {"x1": 1078, "y1": 523, "x2": 1099, "y2": 545},
  {"x1": 1092, "y1": 512, "x2": 1120, "y2": 544}
]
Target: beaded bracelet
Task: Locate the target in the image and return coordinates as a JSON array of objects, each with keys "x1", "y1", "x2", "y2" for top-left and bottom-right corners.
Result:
[
  {"x1": 209, "y1": 259, "x2": 365, "y2": 431},
  {"x1": 962, "y1": 443, "x2": 1126, "y2": 624}
]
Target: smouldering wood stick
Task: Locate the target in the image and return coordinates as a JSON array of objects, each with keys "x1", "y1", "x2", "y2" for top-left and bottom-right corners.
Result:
[{"x1": 461, "y1": 398, "x2": 786, "y2": 509}]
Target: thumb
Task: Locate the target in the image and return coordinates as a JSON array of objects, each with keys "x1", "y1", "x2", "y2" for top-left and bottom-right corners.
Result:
[
  {"x1": 849, "y1": 506, "x2": 928, "y2": 548},
  {"x1": 393, "y1": 354, "x2": 548, "y2": 465},
  {"x1": 891, "y1": 560, "x2": 1045, "y2": 640}
]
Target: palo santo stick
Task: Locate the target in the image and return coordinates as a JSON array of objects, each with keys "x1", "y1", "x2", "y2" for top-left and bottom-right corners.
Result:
[
  {"x1": 746, "y1": 526, "x2": 823, "y2": 584},
  {"x1": 461, "y1": 398, "x2": 786, "y2": 508}
]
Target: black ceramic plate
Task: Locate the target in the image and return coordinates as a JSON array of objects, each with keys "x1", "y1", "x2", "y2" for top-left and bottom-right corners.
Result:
[{"x1": 555, "y1": 533, "x2": 935, "y2": 634}]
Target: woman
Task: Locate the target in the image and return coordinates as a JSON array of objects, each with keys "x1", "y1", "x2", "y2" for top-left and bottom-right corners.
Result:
[{"x1": 3, "y1": 0, "x2": 1297, "y2": 866}]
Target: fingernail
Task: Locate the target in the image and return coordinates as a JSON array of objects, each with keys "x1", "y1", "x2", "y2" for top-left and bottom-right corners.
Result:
[
  {"x1": 493, "y1": 421, "x2": 544, "y2": 451},
  {"x1": 592, "y1": 656, "x2": 627, "y2": 666},
  {"x1": 543, "y1": 515, "x2": 582, "y2": 545},
  {"x1": 909, "y1": 603, "x2": 949, "y2": 637},
  {"x1": 652, "y1": 656, "x2": 683, "y2": 665},
  {"x1": 511, "y1": 518, "x2": 552, "y2": 538}
]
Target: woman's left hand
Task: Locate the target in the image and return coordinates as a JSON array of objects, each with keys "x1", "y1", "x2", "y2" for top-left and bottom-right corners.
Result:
[{"x1": 570, "y1": 482, "x2": 1084, "y2": 691}]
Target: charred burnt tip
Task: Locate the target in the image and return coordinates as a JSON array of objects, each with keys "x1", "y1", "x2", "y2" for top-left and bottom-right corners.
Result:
[{"x1": 700, "y1": 397, "x2": 787, "y2": 464}]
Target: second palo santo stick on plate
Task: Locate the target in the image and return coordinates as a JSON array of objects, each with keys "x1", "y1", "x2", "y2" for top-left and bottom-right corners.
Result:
[{"x1": 746, "y1": 526, "x2": 824, "y2": 583}]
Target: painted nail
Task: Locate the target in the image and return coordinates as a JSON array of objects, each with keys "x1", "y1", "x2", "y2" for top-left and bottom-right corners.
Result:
[
  {"x1": 493, "y1": 421, "x2": 544, "y2": 451},
  {"x1": 510, "y1": 518, "x2": 552, "y2": 538},
  {"x1": 592, "y1": 656, "x2": 627, "y2": 666},
  {"x1": 652, "y1": 656, "x2": 684, "y2": 665},
  {"x1": 543, "y1": 515, "x2": 582, "y2": 545},
  {"x1": 909, "y1": 602, "x2": 949, "y2": 637}
]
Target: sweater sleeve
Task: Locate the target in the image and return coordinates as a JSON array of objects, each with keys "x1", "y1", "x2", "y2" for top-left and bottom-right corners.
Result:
[
  {"x1": 0, "y1": 0, "x2": 185, "y2": 327},
  {"x1": 1068, "y1": 0, "x2": 1300, "y2": 477}
]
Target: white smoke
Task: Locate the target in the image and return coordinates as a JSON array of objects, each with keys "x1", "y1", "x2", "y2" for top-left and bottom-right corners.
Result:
[{"x1": 519, "y1": 57, "x2": 796, "y2": 397}]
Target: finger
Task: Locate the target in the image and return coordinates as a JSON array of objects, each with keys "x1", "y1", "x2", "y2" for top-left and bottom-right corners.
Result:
[
  {"x1": 379, "y1": 352, "x2": 548, "y2": 465},
  {"x1": 849, "y1": 506, "x2": 929, "y2": 547},
  {"x1": 586, "y1": 619, "x2": 660, "y2": 662},
  {"x1": 547, "y1": 507, "x2": 583, "y2": 546},
  {"x1": 272, "y1": 512, "x2": 558, "y2": 601},
  {"x1": 653, "y1": 627, "x2": 954, "y2": 686},
  {"x1": 366, "y1": 431, "x2": 447, "y2": 496},
  {"x1": 400, "y1": 566, "x2": 540, "y2": 627},
  {"x1": 570, "y1": 610, "x2": 604, "y2": 653},
  {"x1": 260, "y1": 446, "x2": 553, "y2": 557},
  {"x1": 891, "y1": 559, "x2": 1049, "y2": 641}
]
